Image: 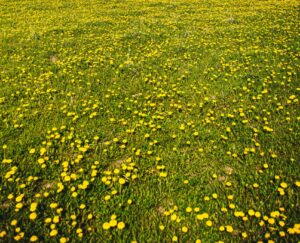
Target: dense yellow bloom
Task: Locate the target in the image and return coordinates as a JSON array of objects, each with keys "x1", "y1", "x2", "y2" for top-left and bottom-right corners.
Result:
[
  {"x1": 50, "y1": 229, "x2": 58, "y2": 237},
  {"x1": 53, "y1": 216, "x2": 60, "y2": 223},
  {"x1": 60, "y1": 237, "x2": 68, "y2": 243},
  {"x1": 186, "y1": 207, "x2": 192, "y2": 213},
  {"x1": 103, "y1": 222, "x2": 110, "y2": 230},
  {"x1": 0, "y1": 231, "x2": 7, "y2": 238},
  {"x1": 30, "y1": 235, "x2": 38, "y2": 242},
  {"x1": 119, "y1": 178, "x2": 126, "y2": 185},
  {"x1": 29, "y1": 212, "x2": 37, "y2": 220},
  {"x1": 109, "y1": 219, "x2": 117, "y2": 227},
  {"x1": 117, "y1": 222, "x2": 125, "y2": 230},
  {"x1": 172, "y1": 236, "x2": 178, "y2": 242},
  {"x1": 11, "y1": 220, "x2": 17, "y2": 226},
  {"x1": 15, "y1": 194, "x2": 24, "y2": 202},
  {"x1": 248, "y1": 209, "x2": 255, "y2": 216},
  {"x1": 206, "y1": 220, "x2": 213, "y2": 227},
  {"x1": 182, "y1": 226, "x2": 188, "y2": 233},
  {"x1": 30, "y1": 202, "x2": 38, "y2": 212},
  {"x1": 226, "y1": 225, "x2": 233, "y2": 233}
]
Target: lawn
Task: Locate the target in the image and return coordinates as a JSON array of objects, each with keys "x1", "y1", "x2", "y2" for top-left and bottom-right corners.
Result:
[{"x1": 0, "y1": 0, "x2": 299, "y2": 242}]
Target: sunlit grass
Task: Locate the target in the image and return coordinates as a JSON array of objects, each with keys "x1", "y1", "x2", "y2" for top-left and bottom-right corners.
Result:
[{"x1": 0, "y1": 0, "x2": 299, "y2": 242}]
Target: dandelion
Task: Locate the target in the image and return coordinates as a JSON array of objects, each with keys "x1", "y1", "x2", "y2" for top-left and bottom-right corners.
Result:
[
  {"x1": 29, "y1": 212, "x2": 37, "y2": 220},
  {"x1": 268, "y1": 218, "x2": 275, "y2": 225},
  {"x1": 186, "y1": 207, "x2": 192, "y2": 213},
  {"x1": 172, "y1": 236, "x2": 178, "y2": 242},
  {"x1": 248, "y1": 209, "x2": 255, "y2": 216},
  {"x1": 206, "y1": 220, "x2": 213, "y2": 227},
  {"x1": 50, "y1": 229, "x2": 58, "y2": 237},
  {"x1": 182, "y1": 226, "x2": 188, "y2": 233},
  {"x1": 53, "y1": 216, "x2": 60, "y2": 223},
  {"x1": 117, "y1": 222, "x2": 125, "y2": 230},
  {"x1": 15, "y1": 194, "x2": 24, "y2": 202},
  {"x1": 280, "y1": 182, "x2": 288, "y2": 188},
  {"x1": 60, "y1": 237, "x2": 68, "y2": 243},
  {"x1": 226, "y1": 225, "x2": 233, "y2": 233},
  {"x1": 11, "y1": 220, "x2": 17, "y2": 226},
  {"x1": 30, "y1": 236, "x2": 38, "y2": 242},
  {"x1": 102, "y1": 222, "x2": 110, "y2": 230},
  {"x1": 171, "y1": 214, "x2": 177, "y2": 221},
  {"x1": 109, "y1": 219, "x2": 117, "y2": 227},
  {"x1": 119, "y1": 178, "x2": 126, "y2": 185}
]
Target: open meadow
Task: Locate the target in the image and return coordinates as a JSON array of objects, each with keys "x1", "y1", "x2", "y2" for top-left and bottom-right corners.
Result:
[{"x1": 0, "y1": 0, "x2": 300, "y2": 242}]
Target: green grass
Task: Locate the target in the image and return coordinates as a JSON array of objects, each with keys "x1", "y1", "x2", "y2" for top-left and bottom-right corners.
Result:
[{"x1": 0, "y1": 0, "x2": 300, "y2": 242}]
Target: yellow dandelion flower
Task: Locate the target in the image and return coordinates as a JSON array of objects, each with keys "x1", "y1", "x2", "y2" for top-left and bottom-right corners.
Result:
[
  {"x1": 206, "y1": 220, "x2": 212, "y2": 227},
  {"x1": 40, "y1": 147, "x2": 46, "y2": 155},
  {"x1": 60, "y1": 237, "x2": 68, "y2": 243},
  {"x1": 0, "y1": 231, "x2": 7, "y2": 238},
  {"x1": 159, "y1": 172, "x2": 168, "y2": 177},
  {"x1": 225, "y1": 182, "x2": 232, "y2": 187},
  {"x1": 30, "y1": 235, "x2": 38, "y2": 242},
  {"x1": 102, "y1": 222, "x2": 110, "y2": 230},
  {"x1": 53, "y1": 216, "x2": 60, "y2": 223},
  {"x1": 109, "y1": 219, "x2": 117, "y2": 227},
  {"x1": 229, "y1": 203, "x2": 235, "y2": 209},
  {"x1": 280, "y1": 182, "x2": 288, "y2": 188},
  {"x1": 268, "y1": 218, "x2": 275, "y2": 225},
  {"x1": 15, "y1": 194, "x2": 24, "y2": 202},
  {"x1": 29, "y1": 149, "x2": 35, "y2": 154},
  {"x1": 50, "y1": 203, "x2": 58, "y2": 209},
  {"x1": 255, "y1": 211, "x2": 261, "y2": 218},
  {"x1": 45, "y1": 218, "x2": 52, "y2": 223},
  {"x1": 221, "y1": 207, "x2": 228, "y2": 212},
  {"x1": 11, "y1": 220, "x2": 18, "y2": 226},
  {"x1": 119, "y1": 178, "x2": 126, "y2": 185},
  {"x1": 50, "y1": 229, "x2": 58, "y2": 237},
  {"x1": 172, "y1": 236, "x2": 178, "y2": 242},
  {"x1": 171, "y1": 214, "x2": 177, "y2": 221},
  {"x1": 226, "y1": 225, "x2": 233, "y2": 233},
  {"x1": 279, "y1": 231, "x2": 285, "y2": 237},
  {"x1": 248, "y1": 209, "x2": 255, "y2": 216},
  {"x1": 29, "y1": 212, "x2": 37, "y2": 220},
  {"x1": 279, "y1": 221, "x2": 285, "y2": 227},
  {"x1": 186, "y1": 207, "x2": 192, "y2": 213},
  {"x1": 117, "y1": 222, "x2": 125, "y2": 230},
  {"x1": 182, "y1": 226, "x2": 188, "y2": 233},
  {"x1": 30, "y1": 202, "x2": 38, "y2": 212}
]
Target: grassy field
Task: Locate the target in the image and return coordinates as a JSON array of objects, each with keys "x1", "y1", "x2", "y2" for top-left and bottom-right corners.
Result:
[{"x1": 0, "y1": 0, "x2": 300, "y2": 242}]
